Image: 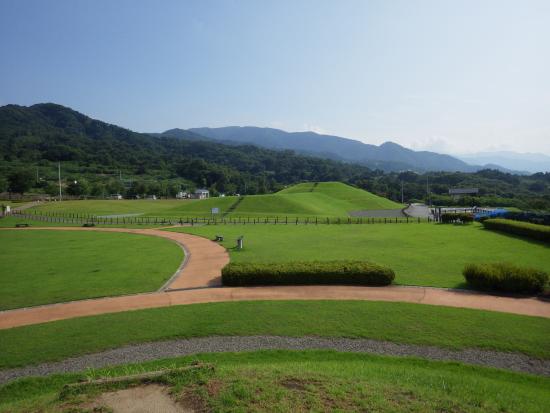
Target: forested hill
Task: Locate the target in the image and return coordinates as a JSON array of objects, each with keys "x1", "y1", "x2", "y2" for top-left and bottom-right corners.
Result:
[
  {"x1": 1, "y1": 103, "x2": 548, "y2": 209},
  {"x1": 0, "y1": 103, "x2": 375, "y2": 194}
]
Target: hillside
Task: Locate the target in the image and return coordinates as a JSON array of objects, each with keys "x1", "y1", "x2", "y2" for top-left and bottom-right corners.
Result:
[
  {"x1": 0, "y1": 103, "x2": 377, "y2": 196},
  {"x1": 163, "y1": 126, "x2": 486, "y2": 173}
]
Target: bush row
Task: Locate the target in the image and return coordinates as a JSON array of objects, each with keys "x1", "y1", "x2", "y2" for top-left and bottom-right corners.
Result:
[
  {"x1": 463, "y1": 263, "x2": 548, "y2": 294},
  {"x1": 481, "y1": 218, "x2": 550, "y2": 243},
  {"x1": 222, "y1": 261, "x2": 395, "y2": 286},
  {"x1": 440, "y1": 212, "x2": 474, "y2": 224}
]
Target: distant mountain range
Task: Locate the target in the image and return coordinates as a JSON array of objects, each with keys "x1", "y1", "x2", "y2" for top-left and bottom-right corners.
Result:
[
  {"x1": 457, "y1": 151, "x2": 550, "y2": 174},
  {"x1": 160, "y1": 126, "x2": 528, "y2": 174}
]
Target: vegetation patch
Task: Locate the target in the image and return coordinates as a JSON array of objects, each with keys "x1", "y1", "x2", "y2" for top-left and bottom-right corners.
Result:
[
  {"x1": 482, "y1": 218, "x2": 550, "y2": 243},
  {"x1": 0, "y1": 229, "x2": 183, "y2": 310},
  {"x1": 222, "y1": 261, "x2": 395, "y2": 286},
  {"x1": 440, "y1": 212, "x2": 474, "y2": 224},
  {"x1": 1, "y1": 351, "x2": 549, "y2": 413},
  {"x1": 463, "y1": 263, "x2": 549, "y2": 294}
]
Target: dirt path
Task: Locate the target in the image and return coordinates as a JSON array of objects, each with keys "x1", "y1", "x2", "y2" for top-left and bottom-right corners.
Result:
[
  {"x1": 1, "y1": 336, "x2": 548, "y2": 385},
  {"x1": 0, "y1": 227, "x2": 548, "y2": 330}
]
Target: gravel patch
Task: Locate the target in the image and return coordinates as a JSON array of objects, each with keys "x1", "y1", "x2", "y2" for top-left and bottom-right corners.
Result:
[
  {"x1": 349, "y1": 209, "x2": 405, "y2": 218},
  {"x1": 1, "y1": 336, "x2": 548, "y2": 385}
]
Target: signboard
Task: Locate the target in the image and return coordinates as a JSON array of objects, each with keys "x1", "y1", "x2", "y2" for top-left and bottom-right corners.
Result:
[{"x1": 211, "y1": 207, "x2": 220, "y2": 215}]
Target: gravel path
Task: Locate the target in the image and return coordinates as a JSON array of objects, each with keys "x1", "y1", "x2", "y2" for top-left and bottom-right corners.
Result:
[{"x1": 1, "y1": 336, "x2": 548, "y2": 385}]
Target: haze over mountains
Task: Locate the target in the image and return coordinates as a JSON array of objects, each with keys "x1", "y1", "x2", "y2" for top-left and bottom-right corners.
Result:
[
  {"x1": 161, "y1": 127, "x2": 538, "y2": 174},
  {"x1": 457, "y1": 152, "x2": 550, "y2": 174}
]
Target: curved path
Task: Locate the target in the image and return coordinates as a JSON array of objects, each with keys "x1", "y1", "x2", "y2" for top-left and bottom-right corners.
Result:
[
  {"x1": 1, "y1": 336, "x2": 548, "y2": 384},
  {"x1": 0, "y1": 227, "x2": 549, "y2": 330}
]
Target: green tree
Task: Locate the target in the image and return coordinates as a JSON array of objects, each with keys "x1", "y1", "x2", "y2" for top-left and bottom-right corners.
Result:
[
  {"x1": 7, "y1": 169, "x2": 34, "y2": 195},
  {"x1": 66, "y1": 179, "x2": 90, "y2": 196}
]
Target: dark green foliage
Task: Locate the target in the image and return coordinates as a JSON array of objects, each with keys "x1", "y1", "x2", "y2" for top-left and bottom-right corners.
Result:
[
  {"x1": 7, "y1": 169, "x2": 34, "y2": 194},
  {"x1": 481, "y1": 218, "x2": 550, "y2": 242},
  {"x1": 463, "y1": 263, "x2": 548, "y2": 294},
  {"x1": 440, "y1": 212, "x2": 474, "y2": 224},
  {"x1": 222, "y1": 261, "x2": 395, "y2": 286}
]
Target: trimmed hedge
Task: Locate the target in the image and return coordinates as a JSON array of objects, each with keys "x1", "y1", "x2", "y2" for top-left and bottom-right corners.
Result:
[
  {"x1": 222, "y1": 261, "x2": 395, "y2": 286},
  {"x1": 463, "y1": 263, "x2": 548, "y2": 294},
  {"x1": 440, "y1": 212, "x2": 474, "y2": 224},
  {"x1": 481, "y1": 218, "x2": 550, "y2": 243}
]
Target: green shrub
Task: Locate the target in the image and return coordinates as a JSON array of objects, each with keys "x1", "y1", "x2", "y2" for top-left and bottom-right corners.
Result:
[
  {"x1": 440, "y1": 212, "x2": 474, "y2": 224},
  {"x1": 481, "y1": 218, "x2": 550, "y2": 242},
  {"x1": 463, "y1": 263, "x2": 548, "y2": 294},
  {"x1": 222, "y1": 261, "x2": 395, "y2": 286}
]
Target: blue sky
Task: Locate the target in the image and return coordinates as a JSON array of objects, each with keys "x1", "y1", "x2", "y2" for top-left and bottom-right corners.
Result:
[{"x1": 1, "y1": 0, "x2": 549, "y2": 154}]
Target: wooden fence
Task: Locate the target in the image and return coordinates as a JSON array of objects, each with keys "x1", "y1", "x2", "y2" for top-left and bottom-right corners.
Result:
[{"x1": 11, "y1": 210, "x2": 434, "y2": 226}]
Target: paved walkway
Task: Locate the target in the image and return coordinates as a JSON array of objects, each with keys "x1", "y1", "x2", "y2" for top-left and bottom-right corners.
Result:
[{"x1": 0, "y1": 227, "x2": 549, "y2": 330}]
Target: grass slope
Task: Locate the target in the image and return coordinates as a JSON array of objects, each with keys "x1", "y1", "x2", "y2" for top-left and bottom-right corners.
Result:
[
  {"x1": 1, "y1": 351, "x2": 548, "y2": 413},
  {"x1": 280, "y1": 181, "x2": 403, "y2": 210},
  {"x1": 1, "y1": 301, "x2": 548, "y2": 369},
  {"x1": 173, "y1": 223, "x2": 550, "y2": 288},
  {"x1": 27, "y1": 182, "x2": 402, "y2": 218},
  {"x1": 0, "y1": 230, "x2": 183, "y2": 310}
]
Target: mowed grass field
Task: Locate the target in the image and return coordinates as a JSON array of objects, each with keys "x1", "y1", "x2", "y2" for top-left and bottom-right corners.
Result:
[
  {"x1": 27, "y1": 182, "x2": 403, "y2": 218},
  {"x1": 2, "y1": 351, "x2": 548, "y2": 413},
  {"x1": 173, "y1": 223, "x2": 550, "y2": 288},
  {"x1": 0, "y1": 230, "x2": 183, "y2": 310},
  {"x1": 1, "y1": 301, "x2": 548, "y2": 369}
]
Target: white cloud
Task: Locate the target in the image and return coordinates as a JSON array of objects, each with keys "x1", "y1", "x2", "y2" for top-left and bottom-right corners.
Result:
[
  {"x1": 410, "y1": 137, "x2": 459, "y2": 154},
  {"x1": 300, "y1": 123, "x2": 330, "y2": 135}
]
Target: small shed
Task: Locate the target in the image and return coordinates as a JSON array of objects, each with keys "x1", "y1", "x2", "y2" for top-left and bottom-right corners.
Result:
[{"x1": 195, "y1": 189, "x2": 210, "y2": 199}]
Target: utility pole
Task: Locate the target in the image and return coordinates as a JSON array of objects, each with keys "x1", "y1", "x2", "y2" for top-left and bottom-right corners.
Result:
[
  {"x1": 58, "y1": 162, "x2": 62, "y2": 200},
  {"x1": 401, "y1": 181, "x2": 404, "y2": 204},
  {"x1": 36, "y1": 167, "x2": 39, "y2": 183},
  {"x1": 426, "y1": 175, "x2": 431, "y2": 207}
]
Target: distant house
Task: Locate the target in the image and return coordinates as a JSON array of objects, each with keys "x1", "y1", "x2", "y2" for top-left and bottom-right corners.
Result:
[
  {"x1": 194, "y1": 189, "x2": 209, "y2": 199},
  {"x1": 449, "y1": 188, "x2": 478, "y2": 199},
  {"x1": 176, "y1": 191, "x2": 188, "y2": 199}
]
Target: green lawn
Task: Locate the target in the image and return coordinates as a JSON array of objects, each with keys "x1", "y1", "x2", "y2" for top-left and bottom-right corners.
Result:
[
  {"x1": 27, "y1": 182, "x2": 403, "y2": 218},
  {"x1": 0, "y1": 229, "x2": 183, "y2": 310},
  {"x1": 0, "y1": 216, "x2": 82, "y2": 228},
  {"x1": 172, "y1": 222, "x2": 550, "y2": 288},
  {"x1": 1, "y1": 301, "x2": 548, "y2": 369},
  {"x1": 0, "y1": 215, "x2": 168, "y2": 228},
  {"x1": 1, "y1": 351, "x2": 548, "y2": 413}
]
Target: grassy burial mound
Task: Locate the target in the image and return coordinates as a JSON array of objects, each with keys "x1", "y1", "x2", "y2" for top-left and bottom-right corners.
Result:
[
  {"x1": 1, "y1": 351, "x2": 548, "y2": 413},
  {"x1": 0, "y1": 230, "x2": 183, "y2": 310},
  {"x1": 27, "y1": 182, "x2": 403, "y2": 219},
  {"x1": 175, "y1": 223, "x2": 550, "y2": 288}
]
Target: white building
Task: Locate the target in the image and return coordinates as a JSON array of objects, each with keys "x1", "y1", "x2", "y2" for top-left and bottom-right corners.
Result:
[{"x1": 194, "y1": 189, "x2": 209, "y2": 199}]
